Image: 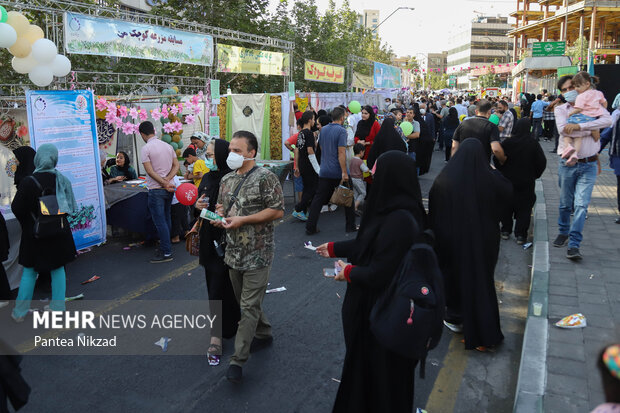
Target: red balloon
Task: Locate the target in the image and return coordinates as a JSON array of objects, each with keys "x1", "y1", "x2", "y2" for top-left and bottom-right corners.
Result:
[{"x1": 175, "y1": 182, "x2": 198, "y2": 206}]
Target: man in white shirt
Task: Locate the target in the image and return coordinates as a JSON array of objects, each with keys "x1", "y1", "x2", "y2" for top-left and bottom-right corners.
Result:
[{"x1": 454, "y1": 98, "x2": 468, "y2": 118}]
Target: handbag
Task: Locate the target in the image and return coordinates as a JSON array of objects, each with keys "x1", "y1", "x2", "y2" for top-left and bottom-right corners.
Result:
[
  {"x1": 329, "y1": 180, "x2": 354, "y2": 207},
  {"x1": 185, "y1": 220, "x2": 202, "y2": 256},
  {"x1": 29, "y1": 176, "x2": 67, "y2": 239}
]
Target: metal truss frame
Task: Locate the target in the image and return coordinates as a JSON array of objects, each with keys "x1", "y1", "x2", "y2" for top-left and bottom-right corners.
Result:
[{"x1": 346, "y1": 54, "x2": 374, "y2": 91}]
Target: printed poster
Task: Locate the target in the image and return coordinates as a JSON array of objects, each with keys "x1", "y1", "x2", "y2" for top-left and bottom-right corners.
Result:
[
  {"x1": 209, "y1": 116, "x2": 220, "y2": 138},
  {"x1": 210, "y1": 79, "x2": 220, "y2": 104},
  {"x1": 216, "y1": 44, "x2": 290, "y2": 76},
  {"x1": 64, "y1": 12, "x2": 214, "y2": 66},
  {"x1": 26, "y1": 90, "x2": 106, "y2": 250},
  {"x1": 373, "y1": 62, "x2": 401, "y2": 89},
  {"x1": 304, "y1": 59, "x2": 345, "y2": 84},
  {"x1": 288, "y1": 82, "x2": 295, "y2": 101}
]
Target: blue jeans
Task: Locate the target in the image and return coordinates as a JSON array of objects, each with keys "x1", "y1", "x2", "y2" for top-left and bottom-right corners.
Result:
[
  {"x1": 148, "y1": 189, "x2": 173, "y2": 256},
  {"x1": 558, "y1": 159, "x2": 597, "y2": 248},
  {"x1": 13, "y1": 267, "x2": 66, "y2": 318}
]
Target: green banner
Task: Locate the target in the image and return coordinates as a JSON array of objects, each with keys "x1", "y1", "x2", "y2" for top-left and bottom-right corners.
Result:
[
  {"x1": 532, "y1": 41, "x2": 566, "y2": 57},
  {"x1": 557, "y1": 66, "x2": 579, "y2": 77}
]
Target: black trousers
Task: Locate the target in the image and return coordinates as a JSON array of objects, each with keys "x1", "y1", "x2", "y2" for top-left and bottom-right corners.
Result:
[
  {"x1": 617, "y1": 175, "x2": 620, "y2": 213},
  {"x1": 295, "y1": 170, "x2": 318, "y2": 213},
  {"x1": 306, "y1": 177, "x2": 355, "y2": 232},
  {"x1": 543, "y1": 119, "x2": 555, "y2": 139},
  {"x1": 500, "y1": 186, "x2": 536, "y2": 238},
  {"x1": 170, "y1": 204, "x2": 190, "y2": 238},
  {"x1": 0, "y1": 265, "x2": 10, "y2": 301}
]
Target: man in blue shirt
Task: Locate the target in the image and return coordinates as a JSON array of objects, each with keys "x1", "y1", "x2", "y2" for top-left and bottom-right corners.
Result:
[
  {"x1": 305, "y1": 106, "x2": 356, "y2": 234},
  {"x1": 530, "y1": 94, "x2": 549, "y2": 141}
]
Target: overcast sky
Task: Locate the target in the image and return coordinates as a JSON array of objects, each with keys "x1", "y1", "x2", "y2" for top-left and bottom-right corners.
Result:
[{"x1": 268, "y1": 0, "x2": 517, "y2": 57}]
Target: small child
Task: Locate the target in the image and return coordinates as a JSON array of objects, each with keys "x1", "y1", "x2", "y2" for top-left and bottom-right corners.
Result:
[
  {"x1": 350, "y1": 143, "x2": 370, "y2": 215},
  {"x1": 563, "y1": 71, "x2": 608, "y2": 165},
  {"x1": 182, "y1": 147, "x2": 209, "y2": 187}
]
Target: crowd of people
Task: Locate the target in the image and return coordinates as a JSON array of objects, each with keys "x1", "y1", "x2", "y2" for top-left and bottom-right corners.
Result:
[{"x1": 1, "y1": 70, "x2": 619, "y2": 412}]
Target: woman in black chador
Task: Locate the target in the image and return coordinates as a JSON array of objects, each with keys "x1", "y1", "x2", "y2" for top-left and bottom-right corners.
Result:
[
  {"x1": 317, "y1": 151, "x2": 427, "y2": 412},
  {"x1": 429, "y1": 139, "x2": 512, "y2": 351}
]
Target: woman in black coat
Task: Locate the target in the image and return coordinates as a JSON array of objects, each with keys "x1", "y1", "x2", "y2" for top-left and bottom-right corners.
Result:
[
  {"x1": 497, "y1": 118, "x2": 547, "y2": 244},
  {"x1": 429, "y1": 139, "x2": 512, "y2": 351},
  {"x1": 317, "y1": 151, "x2": 427, "y2": 412},
  {"x1": 194, "y1": 139, "x2": 240, "y2": 364},
  {"x1": 0, "y1": 213, "x2": 10, "y2": 303},
  {"x1": 11, "y1": 144, "x2": 76, "y2": 321},
  {"x1": 441, "y1": 107, "x2": 460, "y2": 162}
]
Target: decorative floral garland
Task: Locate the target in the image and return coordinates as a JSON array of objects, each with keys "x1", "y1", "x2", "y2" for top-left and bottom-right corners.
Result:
[{"x1": 95, "y1": 91, "x2": 204, "y2": 135}]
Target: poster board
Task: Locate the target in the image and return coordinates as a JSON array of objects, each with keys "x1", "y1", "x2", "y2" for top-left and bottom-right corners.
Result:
[{"x1": 26, "y1": 90, "x2": 106, "y2": 250}]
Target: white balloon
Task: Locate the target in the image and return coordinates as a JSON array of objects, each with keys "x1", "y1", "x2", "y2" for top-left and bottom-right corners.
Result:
[
  {"x1": 28, "y1": 64, "x2": 54, "y2": 87},
  {"x1": 12, "y1": 54, "x2": 38, "y2": 74},
  {"x1": 31, "y1": 38, "x2": 57, "y2": 64},
  {"x1": 0, "y1": 22, "x2": 17, "y2": 48},
  {"x1": 51, "y1": 54, "x2": 71, "y2": 77}
]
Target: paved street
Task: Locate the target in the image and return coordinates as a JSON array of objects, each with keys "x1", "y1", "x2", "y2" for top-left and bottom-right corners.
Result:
[
  {"x1": 6, "y1": 148, "x2": 532, "y2": 413},
  {"x1": 540, "y1": 142, "x2": 620, "y2": 412}
]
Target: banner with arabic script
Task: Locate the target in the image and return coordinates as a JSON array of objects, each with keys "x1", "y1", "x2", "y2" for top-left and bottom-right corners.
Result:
[
  {"x1": 373, "y1": 62, "x2": 401, "y2": 89},
  {"x1": 64, "y1": 12, "x2": 214, "y2": 66},
  {"x1": 216, "y1": 44, "x2": 290, "y2": 76},
  {"x1": 304, "y1": 59, "x2": 344, "y2": 84}
]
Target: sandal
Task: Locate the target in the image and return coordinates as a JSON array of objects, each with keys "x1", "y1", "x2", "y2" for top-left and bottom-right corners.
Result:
[{"x1": 207, "y1": 343, "x2": 222, "y2": 366}]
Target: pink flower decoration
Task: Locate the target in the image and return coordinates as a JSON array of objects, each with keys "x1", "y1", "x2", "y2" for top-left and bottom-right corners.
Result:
[
  {"x1": 129, "y1": 107, "x2": 139, "y2": 120},
  {"x1": 122, "y1": 122, "x2": 135, "y2": 135},
  {"x1": 177, "y1": 103, "x2": 184, "y2": 112},
  {"x1": 190, "y1": 94, "x2": 200, "y2": 106},
  {"x1": 171, "y1": 121, "x2": 183, "y2": 132},
  {"x1": 118, "y1": 106, "x2": 128, "y2": 118},
  {"x1": 184, "y1": 114, "x2": 195, "y2": 125},
  {"x1": 133, "y1": 124, "x2": 140, "y2": 134},
  {"x1": 161, "y1": 107, "x2": 169, "y2": 118},
  {"x1": 96, "y1": 98, "x2": 108, "y2": 111},
  {"x1": 151, "y1": 108, "x2": 162, "y2": 119},
  {"x1": 163, "y1": 123, "x2": 175, "y2": 134},
  {"x1": 107, "y1": 102, "x2": 117, "y2": 114},
  {"x1": 170, "y1": 105, "x2": 179, "y2": 115},
  {"x1": 105, "y1": 111, "x2": 117, "y2": 125},
  {"x1": 139, "y1": 109, "x2": 148, "y2": 121},
  {"x1": 192, "y1": 105, "x2": 201, "y2": 115},
  {"x1": 16, "y1": 125, "x2": 28, "y2": 138},
  {"x1": 114, "y1": 118, "x2": 123, "y2": 128}
]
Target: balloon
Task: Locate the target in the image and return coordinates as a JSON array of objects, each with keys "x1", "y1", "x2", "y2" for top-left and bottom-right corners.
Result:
[
  {"x1": 51, "y1": 54, "x2": 71, "y2": 77},
  {"x1": 400, "y1": 121, "x2": 414, "y2": 137},
  {"x1": 6, "y1": 11, "x2": 29, "y2": 36},
  {"x1": 0, "y1": 6, "x2": 8, "y2": 23},
  {"x1": 489, "y1": 114, "x2": 500, "y2": 125},
  {"x1": 28, "y1": 64, "x2": 53, "y2": 87},
  {"x1": 161, "y1": 134, "x2": 172, "y2": 143},
  {"x1": 23, "y1": 25, "x2": 44, "y2": 44},
  {"x1": 11, "y1": 53, "x2": 37, "y2": 74},
  {"x1": 162, "y1": 117, "x2": 170, "y2": 124},
  {"x1": 175, "y1": 148, "x2": 182, "y2": 157},
  {"x1": 172, "y1": 134, "x2": 181, "y2": 143},
  {"x1": 31, "y1": 38, "x2": 57, "y2": 64},
  {"x1": 175, "y1": 183, "x2": 198, "y2": 206},
  {"x1": 8, "y1": 37, "x2": 31, "y2": 58},
  {"x1": 170, "y1": 141, "x2": 178, "y2": 150},
  {"x1": 172, "y1": 86, "x2": 179, "y2": 93},
  {"x1": 348, "y1": 100, "x2": 361, "y2": 114},
  {"x1": 0, "y1": 23, "x2": 17, "y2": 48}
]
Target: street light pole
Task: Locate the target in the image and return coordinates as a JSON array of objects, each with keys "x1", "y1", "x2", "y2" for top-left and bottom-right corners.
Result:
[{"x1": 371, "y1": 7, "x2": 415, "y2": 33}]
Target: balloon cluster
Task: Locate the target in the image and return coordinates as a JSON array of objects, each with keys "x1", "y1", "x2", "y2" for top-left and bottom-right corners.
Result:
[
  {"x1": 0, "y1": 7, "x2": 71, "y2": 87},
  {"x1": 160, "y1": 87, "x2": 181, "y2": 104}
]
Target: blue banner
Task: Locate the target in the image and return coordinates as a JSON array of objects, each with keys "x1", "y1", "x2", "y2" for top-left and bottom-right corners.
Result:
[
  {"x1": 373, "y1": 62, "x2": 401, "y2": 89},
  {"x1": 26, "y1": 90, "x2": 106, "y2": 250},
  {"x1": 64, "y1": 12, "x2": 214, "y2": 66}
]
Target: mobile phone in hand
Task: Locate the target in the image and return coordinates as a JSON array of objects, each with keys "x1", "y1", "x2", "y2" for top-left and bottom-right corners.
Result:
[{"x1": 323, "y1": 268, "x2": 337, "y2": 278}]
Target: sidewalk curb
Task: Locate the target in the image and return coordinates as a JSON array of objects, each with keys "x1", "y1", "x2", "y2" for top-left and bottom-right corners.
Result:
[{"x1": 513, "y1": 179, "x2": 549, "y2": 413}]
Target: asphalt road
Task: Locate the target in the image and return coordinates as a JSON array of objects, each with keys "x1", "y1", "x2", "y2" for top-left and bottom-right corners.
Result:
[{"x1": 8, "y1": 147, "x2": 531, "y2": 413}]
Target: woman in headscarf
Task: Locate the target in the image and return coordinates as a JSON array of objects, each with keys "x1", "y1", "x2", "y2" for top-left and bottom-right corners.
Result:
[
  {"x1": 12, "y1": 146, "x2": 36, "y2": 188},
  {"x1": 600, "y1": 93, "x2": 620, "y2": 224},
  {"x1": 354, "y1": 105, "x2": 381, "y2": 160},
  {"x1": 366, "y1": 117, "x2": 407, "y2": 171},
  {"x1": 411, "y1": 102, "x2": 434, "y2": 175},
  {"x1": 190, "y1": 131, "x2": 210, "y2": 161},
  {"x1": 107, "y1": 151, "x2": 138, "y2": 184},
  {"x1": 193, "y1": 138, "x2": 240, "y2": 365},
  {"x1": 497, "y1": 118, "x2": 547, "y2": 244},
  {"x1": 429, "y1": 139, "x2": 512, "y2": 351},
  {"x1": 441, "y1": 107, "x2": 460, "y2": 162},
  {"x1": 10, "y1": 144, "x2": 77, "y2": 321},
  {"x1": 316, "y1": 151, "x2": 426, "y2": 413}
]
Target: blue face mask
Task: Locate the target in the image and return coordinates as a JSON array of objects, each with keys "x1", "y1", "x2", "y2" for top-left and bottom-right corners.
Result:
[
  {"x1": 563, "y1": 90, "x2": 578, "y2": 103},
  {"x1": 205, "y1": 158, "x2": 217, "y2": 171}
]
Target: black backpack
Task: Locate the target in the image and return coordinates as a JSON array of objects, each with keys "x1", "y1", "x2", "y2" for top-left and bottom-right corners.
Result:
[
  {"x1": 369, "y1": 234, "x2": 445, "y2": 378},
  {"x1": 29, "y1": 176, "x2": 67, "y2": 240}
]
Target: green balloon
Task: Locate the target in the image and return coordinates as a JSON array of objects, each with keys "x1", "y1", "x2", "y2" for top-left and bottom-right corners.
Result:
[
  {"x1": 400, "y1": 121, "x2": 414, "y2": 137},
  {"x1": 0, "y1": 6, "x2": 7, "y2": 23},
  {"x1": 348, "y1": 100, "x2": 361, "y2": 114},
  {"x1": 489, "y1": 114, "x2": 500, "y2": 125},
  {"x1": 170, "y1": 141, "x2": 178, "y2": 150},
  {"x1": 162, "y1": 117, "x2": 170, "y2": 124},
  {"x1": 162, "y1": 134, "x2": 172, "y2": 143}
]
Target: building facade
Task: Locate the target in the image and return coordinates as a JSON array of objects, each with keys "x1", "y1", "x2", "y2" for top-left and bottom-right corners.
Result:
[
  {"x1": 359, "y1": 9, "x2": 380, "y2": 39},
  {"x1": 447, "y1": 16, "x2": 513, "y2": 89},
  {"x1": 418, "y1": 52, "x2": 448, "y2": 74}
]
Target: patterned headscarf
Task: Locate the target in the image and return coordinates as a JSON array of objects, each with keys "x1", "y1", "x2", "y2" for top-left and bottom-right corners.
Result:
[{"x1": 603, "y1": 344, "x2": 620, "y2": 379}]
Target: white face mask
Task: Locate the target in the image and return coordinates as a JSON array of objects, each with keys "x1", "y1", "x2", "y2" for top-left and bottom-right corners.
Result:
[
  {"x1": 420, "y1": 109, "x2": 426, "y2": 115},
  {"x1": 226, "y1": 152, "x2": 254, "y2": 170}
]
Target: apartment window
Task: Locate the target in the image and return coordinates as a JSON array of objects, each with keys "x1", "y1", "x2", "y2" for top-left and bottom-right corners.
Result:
[{"x1": 372, "y1": 18, "x2": 378, "y2": 23}]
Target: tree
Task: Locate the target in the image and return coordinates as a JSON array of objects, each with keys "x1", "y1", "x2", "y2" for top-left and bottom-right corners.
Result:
[
  {"x1": 478, "y1": 61, "x2": 502, "y2": 88},
  {"x1": 565, "y1": 36, "x2": 588, "y2": 68}
]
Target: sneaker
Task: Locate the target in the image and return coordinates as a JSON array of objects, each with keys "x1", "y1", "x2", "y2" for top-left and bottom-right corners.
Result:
[
  {"x1": 226, "y1": 365, "x2": 243, "y2": 383},
  {"x1": 292, "y1": 211, "x2": 308, "y2": 222},
  {"x1": 11, "y1": 312, "x2": 25, "y2": 323},
  {"x1": 566, "y1": 247, "x2": 582, "y2": 260},
  {"x1": 320, "y1": 205, "x2": 329, "y2": 213},
  {"x1": 615, "y1": 217, "x2": 620, "y2": 224},
  {"x1": 553, "y1": 234, "x2": 569, "y2": 247},
  {"x1": 501, "y1": 232, "x2": 510, "y2": 240},
  {"x1": 329, "y1": 204, "x2": 338, "y2": 212},
  {"x1": 305, "y1": 228, "x2": 320, "y2": 236},
  {"x1": 443, "y1": 320, "x2": 463, "y2": 333},
  {"x1": 0, "y1": 301, "x2": 9, "y2": 309},
  {"x1": 150, "y1": 253, "x2": 173, "y2": 263},
  {"x1": 561, "y1": 145, "x2": 575, "y2": 159},
  {"x1": 250, "y1": 336, "x2": 273, "y2": 353},
  {"x1": 516, "y1": 236, "x2": 527, "y2": 245}
]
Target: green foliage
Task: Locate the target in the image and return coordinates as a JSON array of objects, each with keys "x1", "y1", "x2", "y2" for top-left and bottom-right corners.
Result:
[
  {"x1": 565, "y1": 36, "x2": 588, "y2": 65},
  {"x1": 478, "y1": 59, "x2": 502, "y2": 88}
]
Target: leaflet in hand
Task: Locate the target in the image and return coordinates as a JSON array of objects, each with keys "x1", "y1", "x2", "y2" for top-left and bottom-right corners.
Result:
[{"x1": 200, "y1": 209, "x2": 225, "y2": 222}]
